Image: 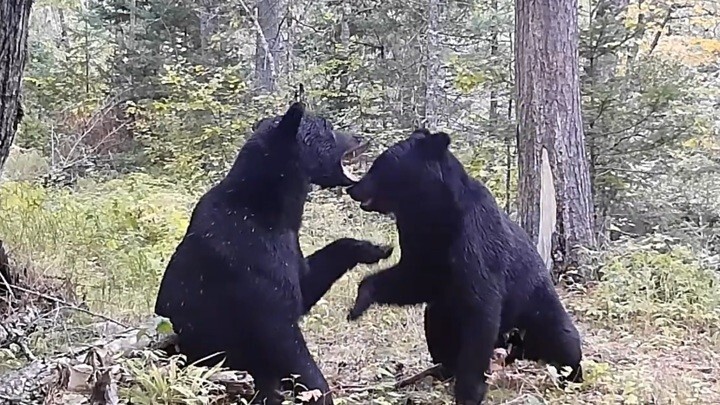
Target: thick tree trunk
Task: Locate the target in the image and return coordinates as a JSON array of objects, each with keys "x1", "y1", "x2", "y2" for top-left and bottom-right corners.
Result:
[
  {"x1": 0, "y1": 0, "x2": 33, "y2": 174},
  {"x1": 424, "y1": 0, "x2": 442, "y2": 129},
  {"x1": 515, "y1": 0, "x2": 596, "y2": 271}
]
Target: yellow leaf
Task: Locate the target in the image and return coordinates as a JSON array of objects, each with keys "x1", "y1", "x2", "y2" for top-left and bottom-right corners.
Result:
[{"x1": 625, "y1": 393, "x2": 640, "y2": 405}]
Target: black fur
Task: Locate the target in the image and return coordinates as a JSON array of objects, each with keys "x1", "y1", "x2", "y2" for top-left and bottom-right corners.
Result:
[
  {"x1": 346, "y1": 130, "x2": 583, "y2": 404},
  {"x1": 155, "y1": 103, "x2": 392, "y2": 405}
]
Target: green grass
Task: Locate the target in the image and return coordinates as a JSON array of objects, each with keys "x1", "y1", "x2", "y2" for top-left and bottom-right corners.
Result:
[{"x1": 1, "y1": 163, "x2": 719, "y2": 404}]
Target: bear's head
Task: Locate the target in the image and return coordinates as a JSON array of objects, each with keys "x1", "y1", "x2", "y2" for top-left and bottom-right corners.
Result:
[
  {"x1": 346, "y1": 128, "x2": 453, "y2": 215},
  {"x1": 252, "y1": 105, "x2": 368, "y2": 188}
]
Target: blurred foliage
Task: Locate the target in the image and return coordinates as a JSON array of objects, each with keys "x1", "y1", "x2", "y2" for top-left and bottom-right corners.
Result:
[
  {"x1": 577, "y1": 234, "x2": 720, "y2": 336},
  {"x1": 2, "y1": 0, "x2": 717, "y2": 305},
  {"x1": 133, "y1": 61, "x2": 282, "y2": 185},
  {"x1": 0, "y1": 1, "x2": 718, "y2": 403},
  {"x1": 0, "y1": 0, "x2": 718, "y2": 373},
  {"x1": 122, "y1": 353, "x2": 227, "y2": 405},
  {"x1": 0, "y1": 174, "x2": 195, "y2": 315}
]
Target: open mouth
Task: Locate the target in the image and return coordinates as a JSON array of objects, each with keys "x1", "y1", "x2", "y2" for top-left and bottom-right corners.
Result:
[{"x1": 340, "y1": 141, "x2": 370, "y2": 183}]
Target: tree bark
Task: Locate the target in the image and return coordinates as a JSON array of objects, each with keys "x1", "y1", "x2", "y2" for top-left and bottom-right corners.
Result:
[
  {"x1": 0, "y1": 0, "x2": 33, "y2": 174},
  {"x1": 586, "y1": 0, "x2": 631, "y2": 243},
  {"x1": 197, "y1": 0, "x2": 219, "y2": 61},
  {"x1": 488, "y1": 0, "x2": 499, "y2": 131},
  {"x1": 424, "y1": 0, "x2": 442, "y2": 129},
  {"x1": 338, "y1": 2, "x2": 352, "y2": 108},
  {"x1": 515, "y1": 0, "x2": 596, "y2": 270},
  {"x1": 254, "y1": 0, "x2": 284, "y2": 93}
]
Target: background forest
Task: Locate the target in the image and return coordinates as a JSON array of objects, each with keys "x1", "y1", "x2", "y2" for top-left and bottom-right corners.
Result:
[{"x1": 1, "y1": 0, "x2": 719, "y2": 403}]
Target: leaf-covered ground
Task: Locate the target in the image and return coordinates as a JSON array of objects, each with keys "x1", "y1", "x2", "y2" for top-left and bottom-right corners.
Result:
[
  {"x1": 301, "y1": 284, "x2": 720, "y2": 404},
  {"x1": 1, "y1": 175, "x2": 719, "y2": 404}
]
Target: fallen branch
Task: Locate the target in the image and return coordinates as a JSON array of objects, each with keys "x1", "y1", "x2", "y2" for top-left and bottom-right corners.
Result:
[
  {"x1": 6, "y1": 283, "x2": 129, "y2": 329},
  {"x1": 395, "y1": 364, "x2": 447, "y2": 388},
  {"x1": 395, "y1": 348, "x2": 509, "y2": 390},
  {"x1": 0, "y1": 324, "x2": 254, "y2": 404}
]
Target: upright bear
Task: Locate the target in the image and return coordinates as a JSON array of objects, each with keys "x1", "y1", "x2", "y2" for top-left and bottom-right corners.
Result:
[
  {"x1": 154, "y1": 103, "x2": 393, "y2": 405},
  {"x1": 345, "y1": 129, "x2": 583, "y2": 404}
]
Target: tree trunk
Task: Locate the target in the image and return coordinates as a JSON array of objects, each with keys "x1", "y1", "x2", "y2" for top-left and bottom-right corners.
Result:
[
  {"x1": 284, "y1": 0, "x2": 296, "y2": 77},
  {"x1": 254, "y1": 0, "x2": 284, "y2": 93},
  {"x1": 488, "y1": 0, "x2": 499, "y2": 131},
  {"x1": 338, "y1": 2, "x2": 352, "y2": 108},
  {"x1": 0, "y1": 0, "x2": 33, "y2": 175},
  {"x1": 515, "y1": 0, "x2": 596, "y2": 271},
  {"x1": 586, "y1": 0, "x2": 630, "y2": 243},
  {"x1": 198, "y1": 0, "x2": 219, "y2": 62},
  {"x1": 424, "y1": 0, "x2": 442, "y2": 129}
]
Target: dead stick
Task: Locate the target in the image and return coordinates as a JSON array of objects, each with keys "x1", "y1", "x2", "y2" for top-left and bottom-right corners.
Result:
[
  {"x1": 7, "y1": 284, "x2": 129, "y2": 328},
  {"x1": 0, "y1": 272, "x2": 15, "y2": 301},
  {"x1": 395, "y1": 364, "x2": 446, "y2": 388}
]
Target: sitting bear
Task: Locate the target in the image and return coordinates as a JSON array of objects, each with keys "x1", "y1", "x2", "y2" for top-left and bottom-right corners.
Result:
[
  {"x1": 154, "y1": 102, "x2": 393, "y2": 405},
  {"x1": 345, "y1": 129, "x2": 583, "y2": 404}
]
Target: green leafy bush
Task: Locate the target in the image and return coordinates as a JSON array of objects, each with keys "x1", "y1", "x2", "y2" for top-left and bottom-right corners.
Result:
[
  {"x1": 0, "y1": 174, "x2": 196, "y2": 316},
  {"x1": 459, "y1": 140, "x2": 518, "y2": 210},
  {"x1": 577, "y1": 236, "x2": 720, "y2": 335},
  {"x1": 135, "y1": 61, "x2": 288, "y2": 185}
]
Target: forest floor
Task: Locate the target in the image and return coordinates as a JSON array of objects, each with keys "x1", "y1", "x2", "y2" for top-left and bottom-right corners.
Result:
[
  {"x1": 1, "y1": 192, "x2": 719, "y2": 404},
  {"x1": 296, "y1": 202, "x2": 720, "y2": 404},
  {"x1": 302, "y1": 281, "x2": 720, "y2": 404}
]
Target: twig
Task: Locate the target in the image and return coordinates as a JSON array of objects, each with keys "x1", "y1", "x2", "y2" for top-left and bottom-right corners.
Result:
[
  {"x1": 647, "y1": 5, "x2": 681, "y2": 56},
  {"x1": 0, "y1": 394, "x2": 21, "y2": 402},
  {"x1": 334, "y1": 383, "x2": 386, "y2": 394},
  {"x1": 395, "y1": 364, "x2": 446, "y2": 388},
  {"x1": 17, "y1": 340, "x2": 36, "y2": 362},
  {"x1": 7, "y1": 284, "x2": 129, "y2": 329},
  {"x1": 0, "y1": 271, "x2": 15, "y2": 301}
]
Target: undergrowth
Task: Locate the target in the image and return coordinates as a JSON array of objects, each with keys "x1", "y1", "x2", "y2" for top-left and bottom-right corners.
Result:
[
  {"x1": 575, "y1": 236, "x2": 720, "y2": 338},
  {"x1": 1, "y1": 148, "x2": 719, "y2": 404}
]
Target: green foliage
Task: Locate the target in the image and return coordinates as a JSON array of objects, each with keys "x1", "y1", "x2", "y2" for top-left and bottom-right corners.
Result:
[
  {"x1": 0, "y1": 147, "x2": 50, "y2": 182},
  {"x1": 461, "y1": 141, "x2": 518, "y2": 210},
  {"x1": 1, "y1": 2, "x2": 718, "y2": 404},
  {"x1": 122, "y1": 353, "x2": 226, "y2": 405},
  {"x1": 135, "y1": 61, "x2": 285, "y2": 185},
  {"x1": 90, "y1": 0, "x2": 246, "y2": 93},
  {"x1": 0, "y1": 174, "x2": 195, "y2": 315},
  {"x1": 578, "y1": 236, "x2": 720, "y2": 335},
  {"x1": 20, "y1": 2, "x2": 112, "y2": 150}
]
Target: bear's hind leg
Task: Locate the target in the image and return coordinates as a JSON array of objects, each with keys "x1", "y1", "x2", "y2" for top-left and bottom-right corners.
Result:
[
  {"x1": 424, "y1": 300, "x2": 459, "y2": 379},
  {"x1": 516, "y1": 297, "x2": 583, "y2": 383}
]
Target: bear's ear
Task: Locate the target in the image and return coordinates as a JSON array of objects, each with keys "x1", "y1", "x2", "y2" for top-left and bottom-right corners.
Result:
[
  {"x1": 419, "y1": 131, "x2": 451, "y2": 158},
  {"x1": 276, "y1": 102, "x2": 305, "y2": 136},
  {"x1": 431, "y1": 132, "x2": 451, "y2": 149},
  {"x1": 252, "y1": 117, "x2": 276, "y2": 132},
  {"x1": 409, "y1": 128, "x2": 431, "y2": 139}
]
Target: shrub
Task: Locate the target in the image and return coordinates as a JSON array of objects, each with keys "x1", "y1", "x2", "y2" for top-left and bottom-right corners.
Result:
[
  {"x1": 0, "y1": 174, "x2": 196, "y2": 317},
  {"x1": 576, "y1": 235, "x2": 720, "y2": 335}
]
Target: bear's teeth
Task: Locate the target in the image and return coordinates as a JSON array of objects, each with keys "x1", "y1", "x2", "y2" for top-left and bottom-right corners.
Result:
[{"x1": 342, "y1": 163, "x2": 362, "y2": 182}]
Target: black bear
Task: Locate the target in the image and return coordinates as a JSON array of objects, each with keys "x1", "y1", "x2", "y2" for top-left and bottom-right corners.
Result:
[
  {"x1": 154, "y1": 103, "x2": 393, "y2": 405},
  {"x1": 345, "y1": 129, "x2": 583, "y2": 404}
]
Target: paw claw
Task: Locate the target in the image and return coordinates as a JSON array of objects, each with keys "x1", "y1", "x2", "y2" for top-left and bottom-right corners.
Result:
[
  {"x1": 379, "y1": 244, "x2": 394, "y2": 258},
  {"x1": 355, "y1": 241, "x2": 394, "y2": 264}
]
